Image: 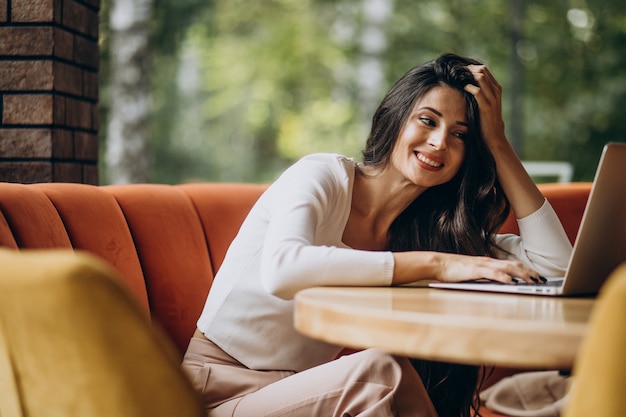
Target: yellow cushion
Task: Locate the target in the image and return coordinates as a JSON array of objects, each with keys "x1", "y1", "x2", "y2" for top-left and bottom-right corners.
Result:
[
  {"x1": 0, "y1": 248, "x2": 203, "y2": 417},
  {"x1": 563, "y1": 262, "x2": 626, "y2": 417}
]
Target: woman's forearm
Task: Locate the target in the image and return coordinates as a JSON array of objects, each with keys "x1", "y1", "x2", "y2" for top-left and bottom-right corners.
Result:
[
  {"x1": 392, "y1": 250, "x2": 542, "y2": 285},
  {"x1": 489, "y1": 139, "x2": 545, "y2": 219}
]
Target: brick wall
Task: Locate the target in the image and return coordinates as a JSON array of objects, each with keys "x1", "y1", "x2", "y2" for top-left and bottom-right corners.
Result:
[{"x1": 0, "y1": 0, "x2": 100, "y2": 184}]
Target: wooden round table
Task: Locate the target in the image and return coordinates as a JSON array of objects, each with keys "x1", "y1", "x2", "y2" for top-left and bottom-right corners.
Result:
[{"x1": 294, "y1": 286, "x2": 594, "y2": 369}]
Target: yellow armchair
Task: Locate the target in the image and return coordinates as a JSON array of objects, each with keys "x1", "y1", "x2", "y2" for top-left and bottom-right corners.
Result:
[
  {"x1": 0, "y1": 248, "x2": 204, "y2": 417},
  {"x1": 563, "y1": 262, "x2": 626, "y2": 417}
]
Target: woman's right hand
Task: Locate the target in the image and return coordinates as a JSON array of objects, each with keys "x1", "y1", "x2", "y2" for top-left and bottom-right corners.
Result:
[{"x1": 392, "y1": 251, "x2": 542, "y2": 285}]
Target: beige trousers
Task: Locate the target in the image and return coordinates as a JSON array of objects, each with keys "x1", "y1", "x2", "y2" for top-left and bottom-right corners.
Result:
[{"x1": 182, "y1": 336, "x2": 437, "y2": 417}]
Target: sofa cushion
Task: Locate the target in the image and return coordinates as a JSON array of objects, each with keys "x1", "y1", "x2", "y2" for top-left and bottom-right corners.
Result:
[
  {"x1": 500, "y1": 182, "x2": 591, "y2": 244},
  {"x1": 32, "y1": 183, "x2": 149, "y2": 312},
  {"x1": 106, "y1": 184, "x2": 215, "y2": 356},
  {"x1": 0, "y1": 183, "x2": 72, "y2": 248},
  {"x1": 179, "y1": 183, "x2": 266, "y2": 274}
]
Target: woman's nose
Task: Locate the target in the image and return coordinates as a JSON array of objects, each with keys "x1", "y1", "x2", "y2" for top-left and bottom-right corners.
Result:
[{"x1": 428, "y1": 129, "x2": 447, "y2": 150}]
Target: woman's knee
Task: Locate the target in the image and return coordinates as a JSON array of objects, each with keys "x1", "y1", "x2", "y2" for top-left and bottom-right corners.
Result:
[{"x1": 342, "y1": 349, "x2": 405, "y2": 385}]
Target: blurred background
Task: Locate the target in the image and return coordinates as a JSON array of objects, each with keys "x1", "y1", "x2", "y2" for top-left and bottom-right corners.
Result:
[{"x1": 99, "y1": 0, "x2": 626, "y2": 185}]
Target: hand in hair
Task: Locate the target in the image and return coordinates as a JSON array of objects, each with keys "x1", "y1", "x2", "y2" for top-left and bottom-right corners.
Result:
[
  {"x1": 463, "y1": 64, "x2": 505, "y2": 146},
  {"x1": 464, "y1": 63, "x2": 546, "y2": 219}
]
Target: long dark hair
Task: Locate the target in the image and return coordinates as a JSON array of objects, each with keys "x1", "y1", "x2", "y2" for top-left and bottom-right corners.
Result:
[
  {"x1": 363, "y1": 53, "x2": 511, "y2": 417},
  {"x1": 410, "y1": 359, "x2": 488, "y2": 417}
]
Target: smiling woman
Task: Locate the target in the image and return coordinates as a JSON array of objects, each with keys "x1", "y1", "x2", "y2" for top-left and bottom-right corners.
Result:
[{"x1": 182, "y1": 53, "x2": 572, "y2": 417}]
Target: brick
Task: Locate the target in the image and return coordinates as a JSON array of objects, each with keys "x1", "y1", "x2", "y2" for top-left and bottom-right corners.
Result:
[
  {"x1": 54, "y1": 0, "x2": 62, "y2": 24},
  {"x1": 83, "y1": 69, "x2": 99, "y2": 100},
  {"x1": 53, "y1": 27, "x2": 74, "y2": 61},
  {"x1": 0, "y1": 128, "x2": 52, "y2": 158},
  {"x1": 91, "y1": 102, "x2": 99, "y2": 131},
  {"x1": 0, "y1": 161, "x2": 53, "y2": 183},
  {"x1": 53, "y1": 161, "x2": 82, "y2": 182},
  {"x1": 12, "y1": 0, "x2": 55, "y2": 23},
  {"x1": 51, "y1": 128, "x2": 74, "y2": 158},
  {"x1": 0, "y1": 61, "x2": 53, "y2": 91},
  {"x1": 0, "y1": 27, "x2": 55, "y2": 55},
  {"x1": 3, "y1": 94, "x2": 54, "y2": 125},
  {"x1": 86, "y1": 7, "x2": 99, "y2": 39},
  {"x1": 0, "y1": 0, "x2": 7, "y2": 22},
  {"x1": 83, "y1": 162, "x2": 99, "y2": 185},
  {"x1": 74, "y1": 131, "x2": 98, "y2": 161},
  {"x1": 62, "y1": 0, "x2": 82, "y2": 33},
  {"x1": 53, "y1": 95, "x2": 66, "y2": 125},
  {"x1": 53, "y1": 61, "x2": 82, "y2": 95},
  {"x1": 74, "y1": 35, "x2": 99, "y2": 69},
  {"x1": 63, "y1": 0, "x2": 98, "y2": 38},
  {"x1": 64, "y1": 97, "x2": 92, "y2": 129}
]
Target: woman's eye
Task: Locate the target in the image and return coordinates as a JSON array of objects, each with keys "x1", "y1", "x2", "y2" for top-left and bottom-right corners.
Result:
[
  {"x1": 453, "y1": 131, "x2": 467, "y2": 140},
  {"x1": 419, "y1": 117, "x2": 435, "y2": 126}
]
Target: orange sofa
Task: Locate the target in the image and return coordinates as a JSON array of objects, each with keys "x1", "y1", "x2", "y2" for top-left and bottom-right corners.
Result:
[{"x1": 0, "y1": 181, "x2": 592, "y2": 416}]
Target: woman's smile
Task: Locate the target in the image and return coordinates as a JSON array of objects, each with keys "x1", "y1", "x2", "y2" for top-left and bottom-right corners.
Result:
[{"x1": 415, "y1": 151, "x2": 444, "y2": 170}]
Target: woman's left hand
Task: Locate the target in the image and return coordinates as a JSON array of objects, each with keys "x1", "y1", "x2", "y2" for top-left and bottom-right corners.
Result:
[
  {"x1": 463, "y1": 64, "x2": 546, "y2": 219},
  {"x1": 463, "y1": 65, "x2": 506, "y2": 147}
]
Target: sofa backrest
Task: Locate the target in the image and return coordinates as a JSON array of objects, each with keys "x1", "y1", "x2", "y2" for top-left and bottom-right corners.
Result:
[{"x1": 0, "y1": 181, "x2": 590, "y2": 356}]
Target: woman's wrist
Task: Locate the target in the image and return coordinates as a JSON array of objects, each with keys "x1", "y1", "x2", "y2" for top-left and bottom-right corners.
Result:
[{"x1": 391, "y1": 251, "x2": 440, "y2": 285}]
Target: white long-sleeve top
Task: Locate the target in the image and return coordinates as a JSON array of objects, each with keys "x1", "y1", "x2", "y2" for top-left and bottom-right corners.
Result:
[{"x1": 197, "y1": 153, "x2": 572, "y2": 371}]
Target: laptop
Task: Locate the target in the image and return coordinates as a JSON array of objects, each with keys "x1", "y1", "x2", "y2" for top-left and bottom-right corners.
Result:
[{"x1": 429, "y1": 142, "x2": 626, "y2": 296}]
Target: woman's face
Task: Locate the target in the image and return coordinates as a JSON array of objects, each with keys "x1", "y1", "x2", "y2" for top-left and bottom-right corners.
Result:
[{"x1": 390, "y1": 86, "x2": 467, "y2": 189}]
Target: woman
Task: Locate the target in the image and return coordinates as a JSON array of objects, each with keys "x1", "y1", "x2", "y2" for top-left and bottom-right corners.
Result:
[{"x1": 182, "y1": 53, "x2": 572, "y2": 417}]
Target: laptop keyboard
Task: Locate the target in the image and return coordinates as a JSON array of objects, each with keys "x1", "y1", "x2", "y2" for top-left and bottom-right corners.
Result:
[{"x1": 512, "y1": 278, "x2": 564, "y2": 287}]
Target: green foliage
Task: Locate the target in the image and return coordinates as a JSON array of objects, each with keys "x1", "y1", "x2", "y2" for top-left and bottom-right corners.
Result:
[
  {"x1": 522, "y1": 1, "x2": 626, "y2": 179},
  {"x1": 151, "y1": 0, "x2": 367, "y2": 183},
  {"x1": 102, "y1": 0, "x2": 626, "y2": 184}
]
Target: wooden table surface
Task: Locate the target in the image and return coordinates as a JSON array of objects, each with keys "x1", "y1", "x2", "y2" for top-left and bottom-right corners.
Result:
[{"x1": 294, "y1": 286, "x2": 595, "y2": 369}]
